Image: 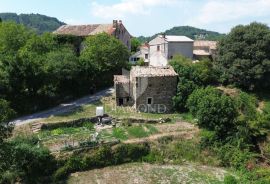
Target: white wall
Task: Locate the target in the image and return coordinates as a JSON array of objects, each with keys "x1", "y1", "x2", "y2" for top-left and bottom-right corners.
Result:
[
  {"x1": 149, "y1": 36, "x2": 168, "y2": 67},
  {"x1": 148, "y1": 36, "x2": 194, "y2": 67}
]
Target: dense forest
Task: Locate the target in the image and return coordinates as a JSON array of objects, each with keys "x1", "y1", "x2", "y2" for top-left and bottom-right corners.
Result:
[
  {"x1": 138, "y1": 26, "x2": 224, "y2": 43},
  {"x1": 0, "y1": 13, "x2": 65, "y2": 34}
]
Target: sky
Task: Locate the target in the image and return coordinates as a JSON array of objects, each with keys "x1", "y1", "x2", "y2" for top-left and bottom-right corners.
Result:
[{"x1": 0, "y1": 0, "x2": 270, "y2": 36}]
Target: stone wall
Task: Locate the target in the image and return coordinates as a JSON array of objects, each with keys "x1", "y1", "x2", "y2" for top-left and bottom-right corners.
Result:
[
  {"x1": 115, "y1": 23, "x2": 131, "y2": 51},
  {"x1": 114, "y1": 82, "x2": 134, "y2": 106},
  {"x1": 134, "y1": 76, "x2": 177, "y2": 113}
]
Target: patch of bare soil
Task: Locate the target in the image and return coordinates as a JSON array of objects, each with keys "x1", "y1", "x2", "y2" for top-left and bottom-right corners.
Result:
[
  {"x1": 217, "y1": 86, "x2": 239, "y2": 97},
  {"x1": 67, "y1": 163, "x2": 228, "y2": 184},
  {"x1": 124, "y1": 122, "x2": 199, "y2": 144}
]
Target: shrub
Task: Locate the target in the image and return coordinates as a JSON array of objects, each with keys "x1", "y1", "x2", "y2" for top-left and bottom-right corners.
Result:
[
  {"x1": 187, "y1": 87, "x2": 238, "y2": 137},
  {"x1": 234, "y1": 92, "x2": 258, "y2": 121},
  {"x1": 215, "y1": 143, "x2": 255, "y2": 170},
  {"x1": 112, "y1": 128, "x2": 128, "y2": 140},
  {"x1": 170, "y1": 55, "x2": 217, "y2": 112},
  {"x1": 113, "y1": 144, "x2": 150, "y2": 164},
  {"x1": 53, "y1": 165, "x2": 70, "y2": 181},
  {"x1": 54, "y1": 144, "x2": 150, "y2": 182},
  {"x1": 224, "y1": 175, "x2": 238, "y2": 184}
]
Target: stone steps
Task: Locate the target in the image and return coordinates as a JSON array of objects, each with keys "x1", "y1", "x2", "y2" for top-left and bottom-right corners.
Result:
[{"x1": 31, "y1": 123, "x2": 42, "y2": 134}]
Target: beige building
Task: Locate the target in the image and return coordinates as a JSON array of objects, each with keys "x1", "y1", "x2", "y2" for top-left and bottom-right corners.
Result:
[
  {"x1": 129, "y1": 43, "x2": 149, "y2": 65},
  {"x1": 149, "y1": 35, "x2": 194, "y2": 67},
  {"x1": 114, "y1": 66, "x2": 178, "y2": 113},
  {"x1": 54, "y1": 20, "x2": 132, "y2": 51},
  {"x1": 193, "y1": 40, "x2": 217, "y2": 60}
]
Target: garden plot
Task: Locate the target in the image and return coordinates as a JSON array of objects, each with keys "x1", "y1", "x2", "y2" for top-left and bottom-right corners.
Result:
[{"x1": 38, "y1": 122, "x2": 117, "y2": 152}]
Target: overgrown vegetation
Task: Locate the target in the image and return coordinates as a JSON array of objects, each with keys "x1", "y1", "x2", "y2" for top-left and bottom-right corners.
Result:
[
  {"x1": 0, "y1": 97, "x2": 57, "y2": 183},
  {"x1": 0, "y1": 22, "x2": 129, "y2": 115}
]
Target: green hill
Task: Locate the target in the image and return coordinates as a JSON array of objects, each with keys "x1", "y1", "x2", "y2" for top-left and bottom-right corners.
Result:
[
  {"x1": 0, "y1": 13, "x2": 65, "y2": 34},
  {"x1": 138, "y1": 26, "x2": 225, "y2": 42}
]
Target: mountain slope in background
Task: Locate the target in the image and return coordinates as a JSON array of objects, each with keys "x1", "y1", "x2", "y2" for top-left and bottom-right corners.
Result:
[
  {"x1": 0, "y1": 13, "x2": 65, "y2": 34},
  {"x1": 138, "y1": 26, "x2": 225, "y2": 43}
]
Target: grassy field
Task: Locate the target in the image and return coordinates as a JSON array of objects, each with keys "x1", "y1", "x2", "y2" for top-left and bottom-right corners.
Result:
[
  {"x1": 67, "y1": 162, "x2": 230, "y2": 184},
  {"x1": 39, "y1": 96, "x2": 194, "y2": 124}
]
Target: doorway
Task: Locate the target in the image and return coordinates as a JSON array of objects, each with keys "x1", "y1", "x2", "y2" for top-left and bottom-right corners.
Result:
[{"x1": 119, "y1": 98, "x2": 124, "y2": 106}]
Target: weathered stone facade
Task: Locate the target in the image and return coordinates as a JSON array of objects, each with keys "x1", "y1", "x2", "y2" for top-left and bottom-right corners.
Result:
[{"x1": 114, "y1": 66, "x2": 178, "y2": 113}]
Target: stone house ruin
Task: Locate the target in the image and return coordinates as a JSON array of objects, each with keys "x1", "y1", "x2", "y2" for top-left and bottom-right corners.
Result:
[
  {"x1": 54, "y1": 20, "x2": 132, "y2": 51},
  {"x1": 114, "y1": 66, "x2": 178, "y2": 113}
]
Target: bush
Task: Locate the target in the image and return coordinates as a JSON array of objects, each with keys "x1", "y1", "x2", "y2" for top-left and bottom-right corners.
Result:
[
  {"x1": 53, "y1": 165, "x2": 70, "y2": 181},
  {"x1": 113, "y1": 143, "x2": 150, "y2": 164},
  {"x1": 224, "y1": 175, "x2": 238, "y2": 184},
  {"x1": 214, "y1": 143, "x2": 255, "y2": 170},
  {"x1": 170, "y1": 55, "x2": 217, "y2": 112},
  {"x1": 0, "y1": 136, "x2": 57, "y2": 184},
  {"x1": 187, "y1": 87, "x2": 238, "y2": 137},
  {"x1": 234, "y1": 92, "x2": 258, "y2": 121},
  {"x1": 54, "y1": 144, "x2": 150, "y2": 182}
]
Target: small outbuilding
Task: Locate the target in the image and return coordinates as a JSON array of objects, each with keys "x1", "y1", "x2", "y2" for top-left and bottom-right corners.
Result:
[{"x1": 114, "y1": 66, "x2": 178, "y2": 113}]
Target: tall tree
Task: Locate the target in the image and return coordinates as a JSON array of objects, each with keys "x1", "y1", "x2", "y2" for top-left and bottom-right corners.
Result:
[
  {"x1": 131, "y1": 37, "x2": 141, "y2": 53},
  {"x1": 80, "y1": 33, "x2": 129, "y2": 88},
  {"x1": 216, "y1": 22, "x2": 270, "y2": 90}
]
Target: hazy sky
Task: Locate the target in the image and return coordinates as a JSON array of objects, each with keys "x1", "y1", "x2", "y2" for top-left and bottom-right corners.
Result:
[{"x1": 1, "y1": 0, "x2": 270, "y2": 36}]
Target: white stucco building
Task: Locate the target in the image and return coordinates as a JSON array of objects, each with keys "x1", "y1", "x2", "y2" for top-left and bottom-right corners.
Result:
[
  {"x1": 149, "y1": 35, "x2": 194, "y2": 67},
  {"x1": 129, "y1": 44, "x2": 149, "y2": 65}
]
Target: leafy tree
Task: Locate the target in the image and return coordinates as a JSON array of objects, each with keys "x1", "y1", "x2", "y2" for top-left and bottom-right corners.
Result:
[
  {"x1": 80, "y1": 33, "x2": 129, "y2": 88},
  {"x1": 216, "y1": 22, "x2": 270, "y2": 90},
  {"x1": 187, "y1": 87, "x2": 238, "y2": 137},
  {"x1": 81, "y1": 33, "x2": 129, "y2": 72},
  {"x1": 170, "y1": 55, "x2": 216, "y2": 111},
  {"x1": 0, "y1": 22, "x2": 32, "y2": 56},
  {"x1": 131, "y1": 37, "x2": 141, "y2": 53},
  {"x1": 0, "y1": 136, "x2": 57, "y2": 184}
]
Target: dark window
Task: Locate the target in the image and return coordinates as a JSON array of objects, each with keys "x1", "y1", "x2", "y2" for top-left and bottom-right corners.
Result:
[
  {"x1": 157, "y1": 45, "x2": 160, "y2": 51},
  {"x1": 170, "y1": 55, "x2": 173, "y2": 59},
  {"x1": 147, "y1": 98, "x2": 153, "y2": 105},
  {"x1": 127, "y1": 97, "x2": 130, "y2": 102},
  {"x1": 119, "y1": 98, "x2": 124, "y2": 106},
  {"x1": 145, "y1": 54, "x2": 149, "y2": 59}
]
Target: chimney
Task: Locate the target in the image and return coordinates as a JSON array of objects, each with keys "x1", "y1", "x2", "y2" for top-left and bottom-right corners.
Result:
[
  {"x1": 162, "y1": 33, "x2": 166, "y2": 38},
  {"x1": 118, "y1": 20, "x2": 122, "y2": 25},
  {"x1": 113, "y1": 20, "x2": 118, "y2": 28}
]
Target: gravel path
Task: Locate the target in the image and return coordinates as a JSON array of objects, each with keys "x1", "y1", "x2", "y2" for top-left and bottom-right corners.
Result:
[{"x1": 12, "y1": 88, "x2": 114, "y2": 126}]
